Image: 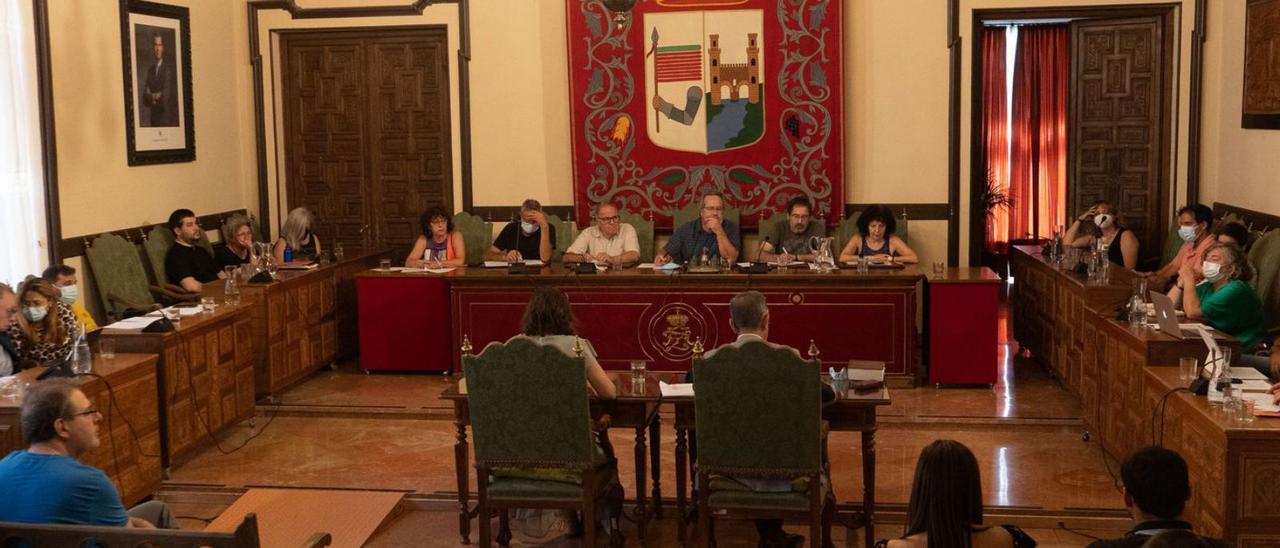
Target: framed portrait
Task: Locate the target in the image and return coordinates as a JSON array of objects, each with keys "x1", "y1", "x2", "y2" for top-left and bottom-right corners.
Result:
[
  {"x1": 120, "y1": 0, "x2": 195, "y2": 164},
  {"x1": 1243, "y1": 0, "x2": 1280, "y2": 129}
]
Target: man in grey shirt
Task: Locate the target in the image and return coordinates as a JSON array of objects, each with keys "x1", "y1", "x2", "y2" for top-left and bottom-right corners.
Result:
[{"x1": 759, "y1": 196, "x2": 826, "y2": 263}]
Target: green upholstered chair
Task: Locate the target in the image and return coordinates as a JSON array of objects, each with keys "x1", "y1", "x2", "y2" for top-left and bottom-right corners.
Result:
[
  {"x1": 1248, "y1": 229, "x2": 1280, "y2": 333},
  {"x1": 671, "y1": 202, "x2": 742, "y2": 232},
  {"x1": 141, "y1": 226, "x2": 202, "y2": 303},
  {"x1": 692, "y1": 341, "x2": 831, "y2": 548},
  {"x1": 83, "y1": 233, "x2": 164, "y2": 321},
  {"x1": 836, "y1": 209, "x2": 911, "y2": 259},
  {"x1": 463, "y1": 337, "x2": 624, "y2": 548},
  {"x1": 619, "y1": 209, "x2": 655, "y2": 263},
  {"x1": 756, "y1": 212, "x2": 786, "y2": 253},
  {"x1": 1161, "y1": 225, "x2": 1184, "y2": 268},
  {"x1": 545, "y1": 214, "x2": 579, "y2": 263},
  {"x1": 452, "y1": 212, "x2": 492, "y2": 267}
]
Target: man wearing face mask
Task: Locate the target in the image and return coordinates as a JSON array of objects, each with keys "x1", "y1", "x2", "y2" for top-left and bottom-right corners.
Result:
[
  {"x1": 1149, "y1": 204, "x2": 1215, "y2": 290},
  {"x1": 0, "y1": 283, "x2": 19, "y2": 376},
  {"x1": 486, "y1": 199, "x2": 556, "y2": 263},
  {"x1": 41, "y1": 265, "x2": 97, "y2": 332},
  {"x1": 1063, "y1": 201, "x2": 1141, "y2": 270}
]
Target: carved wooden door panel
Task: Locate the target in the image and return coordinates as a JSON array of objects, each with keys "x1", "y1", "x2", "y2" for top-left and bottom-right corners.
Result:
[
  {"x1": 281, "y1": 28, "x2": 452, "y2": 255},
  {"x1": 1068, "y1": 17, "x2": 1172, "y2": 260}
]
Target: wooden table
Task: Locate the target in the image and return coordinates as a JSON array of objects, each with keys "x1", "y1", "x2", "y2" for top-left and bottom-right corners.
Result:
[
  {"x1": 203, "y1": 252, "x2": 387, "y2": 397},
  {"x1": 0, "y1": 354, "x2": 162, "y2": 506},
  {"x1": 662, "y1": 372, "x2": 891, "y2": 548},
  {"x1": 100, "y1": 305, "x2": 255, "y2": 468},
  {"x1": 440, "y1": 372, "x2": 662, "y2": 545},
  {"x1": 1141, "y1": 367, "x2": 1280, "y2": 545}
]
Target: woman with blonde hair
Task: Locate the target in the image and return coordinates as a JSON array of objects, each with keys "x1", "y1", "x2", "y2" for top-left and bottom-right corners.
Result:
[
  {"x1": 215, "y1": 214, "x2": 258, "y2": 269},
  {"x1": 273, "y1": 207, "x2": 322, "y2": 264},
  {"x1": 11, "y1": 278, "x2": 78, "y2": 368}
]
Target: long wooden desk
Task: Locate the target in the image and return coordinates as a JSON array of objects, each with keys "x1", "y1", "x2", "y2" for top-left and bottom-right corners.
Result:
[
  {"x1": 100, "y1": 305, "x2": 255, "y2": 468},
  {"x1": 0, "y1": 354, "x2": 162, "y2": 506},
  {"x1": 440, "y1": 372, "x2": 662, "y2": 545},
  {"x1": 203, "y1": 252, "x2": 386, "y2": 397}
]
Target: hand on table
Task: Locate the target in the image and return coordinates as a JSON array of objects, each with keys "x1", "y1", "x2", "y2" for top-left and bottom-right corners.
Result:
[{"x1": 504, "y1": 250, "x2": 522, "y2": 263}]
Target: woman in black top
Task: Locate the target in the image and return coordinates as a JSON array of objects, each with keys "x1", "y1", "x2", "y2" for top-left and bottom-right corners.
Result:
[
  {"x1": 273, "y1": 207, "x2": 321, "y2": 264},
  {"x1": 214, "y1": 214, "x2": 257, "y2": 269},
  {"x1": 1063, "y1": 200, "x2": 1140, "y2": 269}
]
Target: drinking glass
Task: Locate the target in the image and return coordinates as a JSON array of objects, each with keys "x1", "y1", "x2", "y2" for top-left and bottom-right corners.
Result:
[
  {"x1": 162, "y1": 308, "x2": 181, "y2": 324},
  {"x1": 333, "y1": 243, "x2": 345, "y2": 262},
  {"x1": 630, "y1": 360, "x2": 647, "y2": 382},
  {"x1": 1239, "y1": 399, "x2": 1257, "y2": 425},
  {"x1": 379, "y1": 258, "x2": 392, "y2": 271},
  {"x1": 1179, "y1": 357, "x2": 1197, "y2": 382},
  {"x1": 99, "y1": 338, "x2": 116, "y2": 361},
  {"x1": 200, "y1": 297, "x2": 215, "y2": 314},
  {"x1": 223, "y1": 265, "x2": 238, "y2": 282},
  {"x1": 932, "y1": 262, "x2": 945, "y2": 277}
]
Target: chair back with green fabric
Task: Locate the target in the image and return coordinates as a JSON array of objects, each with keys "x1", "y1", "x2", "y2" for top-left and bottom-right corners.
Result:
[
  {"x1": 545, "y1": 214, "x2": 578, "y2": 263},
  {"x1": 836, "y1": 209, "x2": 910, "y2": 255},
  {"x1": 1161, "y1": 225, "x2": 1184, "y2": 267},
  {"x1": 142, "y1": 226, "x2": 177, "y2": 286},
  {"x1": 620, "y1": 210, "x2": 655, "y2": 262},
  {"x1": 693, "y1": 341, "x2": 822, "y2": 477},
  {"x1": 756, "y1": 212, "x2": 786, "y2": 252},
  {"x1": 1247, "y1": 230, "x2": 1280, "y2": 331},
  {"x1": 464, "y1": 337, "x2": 595, "y2": 470},
  {"x1": 452, "y1": 212, "x2": 492, "y2": 267},
  {"x1": 671, "y1": 202, "x2": 742, "y2": 231},
  {"x1": 84, "y1": 233, "x2": 158, "y2": 321}
]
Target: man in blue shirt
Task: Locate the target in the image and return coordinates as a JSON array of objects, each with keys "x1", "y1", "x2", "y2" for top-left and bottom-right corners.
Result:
[
  {"x1": 655, "y1": 190, "x2": 741, "y2": 265},
  {"x1": 0, "y1": 379, "x2": 172, "y2": 528}
]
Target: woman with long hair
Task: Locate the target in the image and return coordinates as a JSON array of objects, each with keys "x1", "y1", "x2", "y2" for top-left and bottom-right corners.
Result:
[
  {"x1": 273, "y1": 207, "x2": 322, "y2": 264},
  {"x1": 11, "y1": 278, "x2": 78, "y2": 368},
  {"x1": 512, "y1": 286, "x2": 615, "y2": 399},
  {"x1": 215, "y1": 214, "x2": 258, "y2": 269}
]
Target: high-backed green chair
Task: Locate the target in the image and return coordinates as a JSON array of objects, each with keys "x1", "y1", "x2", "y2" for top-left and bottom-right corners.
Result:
[
  {"x1": 452, "y1": 212, "x2": 492, "y2": 267},
  {"x1": 1248, "y1": 230, "x2": 1280, "y2": 333},
  {"x1": 835, "y1": 209, "x2": 910, "y2": 258},
  {"x1": 463, "y1": 337, "x2": 624, "y2": 548},
  {"x1": 671, "y1": 202, "x2": 742, "y2": 231},
  {"x1": 545, "y1": 214, "x2": 579, "y2": 263},
  {"x1": 692, "y1": 341, "x2": 831, "y2": 548},
  {"x1": 620, "y1": 210, "x2": 656, "y2": 262},
  {"x1": 83, "y1": 234, "x2": 165, "y2": 321},
  {"x1": 757, "y1": 212, "x2": 786, "y2": 252}
]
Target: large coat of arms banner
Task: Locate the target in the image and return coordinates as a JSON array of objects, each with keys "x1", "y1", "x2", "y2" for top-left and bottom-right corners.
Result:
[{"x1": 567, "y1": 0, "x2": 844, "y2": 228}]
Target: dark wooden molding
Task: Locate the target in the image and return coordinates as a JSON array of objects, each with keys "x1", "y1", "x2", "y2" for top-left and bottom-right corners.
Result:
[
  {"x1": 57, "y1": 208, "x2": 250, "y2": 260},
  {"x1": 1187, "y1": 0, "x2": 1207, "y2": 205},
  {"x1": 33, "y1": 0, "x2": 62, "y2": 264},
  {"x1": 948, "y1": 0, "x2": 961, "y2": 266},
  {"x1": 469, "y1": 206, "x2": 577, "y2": 224},
  {"x1": 246, "y1": 0, "x2": 470, "y2": 239},
  {"x1": 1212, "y1": 202, "x2": 1280, "y2": 234},
  {"x1": 844, "y1": 203, "x2": 951, "y2": 221},
  {"x1": 468, "y1": 203, "x2": 951, "y2": 228}
]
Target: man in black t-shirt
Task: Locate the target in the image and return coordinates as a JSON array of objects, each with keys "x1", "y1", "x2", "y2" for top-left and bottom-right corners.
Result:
[
  {"x1": 164, "y1": 209, "x2": 223, "y2": 292},
  {"x1": 1087, "y1": 447, "x2": 1230, "y2": 548},
  {"x1": 486, "y1": 199, "x2": 556, "y2": 263}
]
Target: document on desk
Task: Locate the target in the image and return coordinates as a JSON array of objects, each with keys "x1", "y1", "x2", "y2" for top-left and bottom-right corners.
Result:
[
  {"x1": 483, "y1": 261, "x2": 508, "y2": 268},
  {"x1": 424, "y1": 267, "x2": 455, "y2": 274},
  {"x1": 638, "y1": 262, "x2": 681, "y2": 271},
  {"x1": 152, "y1": 306, "x2": 202, "y2": 317},
  {"x1": 104, "y1": 317, "x2": 159, "y2": 330},
  {"x1": 659, "y1": 381, "x2": 694, "y2": 397},
  {"x1": 1245, "y1": 392, "x2": 1280, "y2": 416},
  {"x1": 1233, "y1": 367, "x2": 1269, "y2": 380}
]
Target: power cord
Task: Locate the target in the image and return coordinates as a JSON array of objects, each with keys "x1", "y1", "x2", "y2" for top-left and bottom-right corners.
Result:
[
  {"x1": 1151, "y1": 387, "x2": 1190, "y2": 447},
  {"x1": 173, "y1": 326, "x2": 283, "y2": 456},
  {"x1": 75, "y1": 371, "x2": 163, "y2": 485},
  {"x1": 1057, "y1": 521, "x2": 1103, "y2": 541}
]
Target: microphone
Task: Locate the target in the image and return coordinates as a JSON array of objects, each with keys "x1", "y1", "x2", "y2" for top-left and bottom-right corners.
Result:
[{"x1": 743, "y1": 236, "x2": 770, "y2": 274}]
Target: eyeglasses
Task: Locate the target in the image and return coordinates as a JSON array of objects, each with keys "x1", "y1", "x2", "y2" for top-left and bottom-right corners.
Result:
[
  {"x1": 702, "y1": 206, "x2": 724, "y2": 212},
  {"x1": 597, "y1": 216, "x2": 620, "y2": 224},
  {"x1": 68, "y1": 407, "x2": 100, "y2": 419}
]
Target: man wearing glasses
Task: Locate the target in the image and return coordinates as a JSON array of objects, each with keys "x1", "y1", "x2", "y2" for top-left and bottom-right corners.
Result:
[
  {"x1": 758, "y1": 196, "x2": 826, "y2": 264},
  {"x1": 0, "y1": 379, "x2": 173, "y2": 528},
  {"x1": 563, "y1": 202, "x2": 641, "y2": 268},
  {"x1": 655, "y1": 190, "x2": 741, "y2": 266}
]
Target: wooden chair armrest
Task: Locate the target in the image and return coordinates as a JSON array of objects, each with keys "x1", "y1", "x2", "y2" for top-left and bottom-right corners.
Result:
[
  {"x1": 301, "y1": 532, "x2": 333, "y2": 548},
  {"x1": 105, "y1": 293, "x2": 159, "y2": 315},
  {"x1": 150, "y1": 284, "x2": 200, "y2": 303}
]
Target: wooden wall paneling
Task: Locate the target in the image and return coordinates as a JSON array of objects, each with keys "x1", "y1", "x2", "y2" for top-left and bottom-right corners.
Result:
[{"x1": 78, "y1": 356, "x2": 162, "y2": 507}]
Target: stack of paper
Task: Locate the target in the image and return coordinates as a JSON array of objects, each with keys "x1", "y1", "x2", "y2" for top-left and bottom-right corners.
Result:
[
  {"x1": 658, "y1": 381, "x2": 694, "y2": 397},
  {"x1": 104, "y1": 316, "x2": 158, "y2": 330}
]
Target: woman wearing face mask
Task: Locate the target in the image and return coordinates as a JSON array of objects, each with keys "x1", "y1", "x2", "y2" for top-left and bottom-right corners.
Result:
[
  {"x1": 11, "y1": 278, "x2": 78, "y2": 368},
  {"x1": 1169, "y1": 243, "x2": 1268, "y2": 364},
  {"x1": 1062, "y1": 201, "x2": 1140, "y2": 269}
]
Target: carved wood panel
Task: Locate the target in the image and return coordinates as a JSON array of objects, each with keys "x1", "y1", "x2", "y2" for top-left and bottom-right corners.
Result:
[
  {"x1": 281, "y1": 28, "x2": 453, "y2": 255},
  {"x1": 1070, "y1": 17, "x2": 1172, "y2": 260}
]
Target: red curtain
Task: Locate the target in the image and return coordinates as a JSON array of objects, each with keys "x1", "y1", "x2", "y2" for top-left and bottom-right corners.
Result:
[
  {"x1": 981, "y1": 27, "x2": 1009, "y2": 252},
  {"x1": 1008, "y1": 25, "x2": 1068, "y2": 241}
]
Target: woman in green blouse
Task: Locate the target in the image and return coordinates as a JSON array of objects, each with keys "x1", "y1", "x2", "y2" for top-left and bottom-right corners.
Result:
[{"x1": 1170, "y1": 242, "x2": 1270, "y2": 373}]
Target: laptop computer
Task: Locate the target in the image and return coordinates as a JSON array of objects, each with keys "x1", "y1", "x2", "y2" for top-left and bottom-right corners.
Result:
[{"x1": 1148, "y1": 290, "x2": 1206, "y2": 340}]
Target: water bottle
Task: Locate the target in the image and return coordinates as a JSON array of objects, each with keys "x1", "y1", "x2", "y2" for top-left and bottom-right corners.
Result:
[
  {"x1": 1128, "y1": 294, "x2": 1146, "y2": 330},
  {"x1": 70, "y1": 325, "x2": 92, "y2": 375},
  {"x1": 283, "y1": 245, "x2": 293, "y2": 263}
]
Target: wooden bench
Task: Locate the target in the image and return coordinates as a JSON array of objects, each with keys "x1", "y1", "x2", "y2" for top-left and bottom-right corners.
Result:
[{"x1": 0, "y1": 513, "x2": 332, "y2": 548}]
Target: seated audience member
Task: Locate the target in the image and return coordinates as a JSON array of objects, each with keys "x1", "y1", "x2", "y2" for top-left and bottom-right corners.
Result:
[
  {"x1": 0, "y1": 283, "x2": 19, "y2": 376},
  {"x1": 838, "y1": 205, "x2": 919, "y2": 264},
  {"x1": 12, "y1": 278, "x2": 77, "y2": 369},
  {"x1": 273, "y1": 207, "x2": 322, "y2": 264},
  {"x1": 164, "y1": 209, "x2": 223, "y2": 292},
  {"x1": 1063, "y1": 200, "x2": 1140, "y2": 269},
  {"x1": 0, "y1": 379, "x2": 174, "y2": 528},
  {"x1": 1141, "y1": 530, "x2": 1221, "y2": 548},
  {"x1": 882, "y1": 439, "x2": 1033, "y2": 548},
  {"x1": 655, "y1": 191, "x2": 740, "y2": 266},
  {"x1": 1087, "y1": 447, "x2": 1228, "y2": 548},
  {"x1": 406, "y1": 206, "x2": 467, "y2": 268},
  {"x1": 41, "y1": 265, "x2": 97, "y2": 331},
  {"x1": 214, "y1": 214, "x2": 257, "y2": 270},
  {"x1": 486, "y1": 199, "x2": 556, "y2": 263},
  {"x1": 1213, "y1": 221, "x2": 1250, "y2": 249},
  {"x1": 687, "y1": 290, "x2": 833, "y2": 548},
  {"x1": 1168, "y1": 243, "x2": 1269, "y2": 374},
  {"x1": 563, "y1": 203, "x2": 640, "y2": 267},
  {"x1": 509, "y1": 287, "x2": 615, "y2": 399},
  {"x1": 1149, "y1": 204, "x2": 1215, "y2": 290},
  {"x1": 758, "y1": 196, "x2": 826, "y2": 263}
]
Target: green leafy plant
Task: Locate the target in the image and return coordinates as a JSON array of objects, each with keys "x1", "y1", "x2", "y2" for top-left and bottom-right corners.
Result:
[{"x1": 980, "y1": 170, "x2": 1013, "y2": 217}]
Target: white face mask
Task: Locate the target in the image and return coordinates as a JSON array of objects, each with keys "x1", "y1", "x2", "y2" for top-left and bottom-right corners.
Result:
[
  {"x1": 1178, "y1": 225, "x2": 1198, "y2": 243},
  {"x1": 1201, "y1": 261, "x2": 1224, "y2": 283},
  {"x1": 520, "y1": 221, "x2": 538, "y2": 235},
  {"x1": 59, "y1": 285, "x2": 78, "y2": 305},
  {"x1": 1093, "y1": 214, "x2": 1114, "y2": 230},
  {"x1": 23, "y1": 306, "x2": 47, "y2": 323}
]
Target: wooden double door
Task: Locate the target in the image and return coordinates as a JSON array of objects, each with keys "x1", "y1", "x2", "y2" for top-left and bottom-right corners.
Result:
[{"x1": 280, "y1": 27, "x2": 452, "y2": 255}]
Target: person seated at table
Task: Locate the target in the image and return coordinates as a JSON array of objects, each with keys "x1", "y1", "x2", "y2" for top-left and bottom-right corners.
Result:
[
  {"x1": 758, "y1": 196, "x2": 826, "y2": 263},
  {"x1": 655, "y1": 190, "x2": 740, "y2": 266},
  {"x1": 214, "y1": 214, "x2": 258, "y2": 270},
  {"x1": 1148, "y1": 204, "x2": 1215, "y2": 291},
  {"x1": 562, "y1": 203, "x2": 639, "y2": 268},
  {"x1": 687, "y1": 290, "x2": 832, "y2": 548},
  {"x1": 41, "y1": 264, "x2": 96, "y2": 332},
  {"x1": 1086, "y1": 447, "x2": 1228, "y2": 548},
  {"x1": 405, "y1": 206, "x2": 466, "y2": 268},
  {"x1": 1213, "y1": 221, "x2": 1250, "y2": 249},
  {"x1": 0, "y1": 283, "x2": 20, "y2": 376},
  {"x1": 273, "y1": 207, "x2": 322, "y2": 264},
  {"x1": 838, "y1": 204, "x2": 918, "y2": 264},
  {"x1": 881, "y1": 440, "x2": 1033, "y2": 548},
  {"x1": 509, "y1": 286, "x2": 615, "y2": 399},
  {"x1": 0, "y1": 379, "x2": 175, "y2": 529},
  {"x1": 11, "y1": 278, "x2": 77, "y2": 369},
  {"x1": 486, "y1": 199, "x2": 556, "y2": 263},
  {"x1": 164, "y1": 208, "x2": 224, "y2": 292},
  {"x1": 1169, "y1": 242, "x2": 1271, "y2": 376},
  {"x1": 1062, "y1": 200, "x2": 1140, "y2": 270}
]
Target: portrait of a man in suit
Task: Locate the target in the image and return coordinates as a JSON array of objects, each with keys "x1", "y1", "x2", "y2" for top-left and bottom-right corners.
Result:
[{"x1": 137, "y1": 28, "x2": 179, "y2": 127}]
